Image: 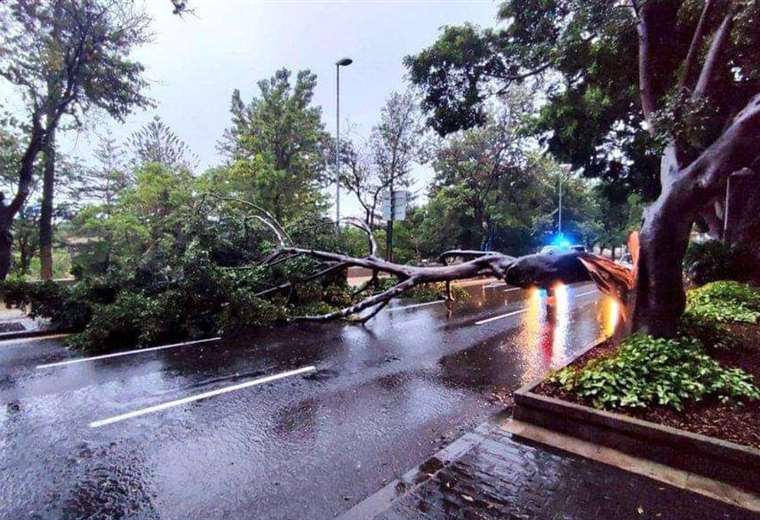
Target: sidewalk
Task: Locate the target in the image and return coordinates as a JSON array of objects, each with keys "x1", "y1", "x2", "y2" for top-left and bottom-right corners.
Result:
[{"x1": 341, "y1": 413, "x2": 758, "y2": 520}]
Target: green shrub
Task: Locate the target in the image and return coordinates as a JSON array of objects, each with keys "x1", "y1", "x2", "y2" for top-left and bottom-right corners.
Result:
[
  {"x1": 551, "y1": 334, "x2": 760, "y2": 411},
  {"x1": 683, "y1": 240, "x2": 754, "y2": 285},
  {"x1": 685, "y1": 281, "x2": 760, "y2": 323},
  {"x1": 0, "y1": 279, "x2": 93, "y2": 331},
  {"x1": 67, "y1": 292, "x2": 153, "y2": 353},
  {"x1": 218, "y1": 290, "x2": 289, "y2": 335}
]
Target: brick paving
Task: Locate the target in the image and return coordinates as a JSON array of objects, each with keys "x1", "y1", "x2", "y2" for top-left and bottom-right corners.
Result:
[{"x1": 369, "y1": 424, "x2": 759, "y2": 520}]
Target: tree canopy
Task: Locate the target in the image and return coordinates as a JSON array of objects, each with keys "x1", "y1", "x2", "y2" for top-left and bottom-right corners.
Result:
[{"x1": 405, "y1": 0, "x2": 760, "y2": 200}]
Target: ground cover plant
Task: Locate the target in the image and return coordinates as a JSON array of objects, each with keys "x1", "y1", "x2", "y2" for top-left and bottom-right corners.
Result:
[{"x1": 542, "y1": 280, "x2": 760, "y2": 448}]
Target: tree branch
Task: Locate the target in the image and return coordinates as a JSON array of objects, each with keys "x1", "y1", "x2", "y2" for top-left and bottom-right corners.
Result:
[
  {"x1": 687, "y1": 93, "x2": 760, "y2": 193},
  {"x1": 679, "y1": 0, "x2": 717, "y2": 92},
  {"x1": 636, "y1": 1, "x2": 657, "y2": 135},
  {"x1": 692, "y1": 9, "x2": 734, "y2": 101}
]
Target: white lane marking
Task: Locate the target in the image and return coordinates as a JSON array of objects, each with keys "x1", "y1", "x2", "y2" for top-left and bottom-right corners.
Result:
[
  {"x1": 475, "y1": 287, "x2": 600, "y2": 325},
  {"x1": 385, "y1": 300, "x2": 445, "y2": 312},
  {"x1": 0, "y1": 333, "x2": 70, "y2": 347},
  {"x1": 89, "y1": 365, "x2": 316, "y2": 428},
  {"x1": 475, "y1": 308, "x2": 528, "y2": 325},
  {"x1": 36, "y1": 337, "x2": 221, "y2": 369}
]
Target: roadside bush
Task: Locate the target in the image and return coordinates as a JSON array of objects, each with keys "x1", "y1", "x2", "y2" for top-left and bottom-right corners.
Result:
[
  {"x1": 67, "y1": 292, "x2": 153, "y2": 353},
  {"x1": 685, "y1": 280, "x2": 760, "y2": 324},
  {"x1": 551, "y1": 334, "x2": 760, "y2": 410}
]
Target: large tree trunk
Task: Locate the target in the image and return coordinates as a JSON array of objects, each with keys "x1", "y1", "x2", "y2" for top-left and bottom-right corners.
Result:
[
  {"x1": 632, "y1": 183, "x2": 696, "y2": 336},
  {"x1": 631, "y1": 92, "x2": 760, "y2": 336},
  {"x1": 39, "y1": 129, "x2": 55, "y2": 281}
]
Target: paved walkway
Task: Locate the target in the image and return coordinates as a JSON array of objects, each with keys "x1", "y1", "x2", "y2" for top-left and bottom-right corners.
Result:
[{"x1": 343, "y1": 416, "x2": 758, "y2": 520}]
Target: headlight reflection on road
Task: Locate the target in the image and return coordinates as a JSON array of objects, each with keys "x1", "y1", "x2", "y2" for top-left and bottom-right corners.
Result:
[
  {"x1": 550, "y1": 283, "x2": 570, "y2": 365},
  {"x1": 602, "y1": 298, "x2": 620, "y2": 337},
  {"x1": 516, "y1": 284, "x2": 572, "y2": 383}
]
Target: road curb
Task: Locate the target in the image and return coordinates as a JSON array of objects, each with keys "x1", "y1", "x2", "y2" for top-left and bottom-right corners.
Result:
[{"x1": 513, "y1": 341, "x2": 760, "y2": 497}]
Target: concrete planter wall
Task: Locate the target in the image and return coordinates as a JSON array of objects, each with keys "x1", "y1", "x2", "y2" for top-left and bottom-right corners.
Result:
[{"x1": 513, "y1": 342, "x2": 760, "y2": 495}]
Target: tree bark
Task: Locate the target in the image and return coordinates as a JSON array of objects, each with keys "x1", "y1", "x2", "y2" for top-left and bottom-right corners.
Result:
[
  {"x1": 39, "y1": 128, "x2": 56, "y2": 281},
  {"x1": 632, "y1": 93, "x2": 760, "y2": 336}
]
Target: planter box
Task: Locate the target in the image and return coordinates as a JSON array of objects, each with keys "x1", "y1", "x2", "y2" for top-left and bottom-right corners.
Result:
[{"x1": 513, "y1": 342, "x2": 760, "y2": 495}]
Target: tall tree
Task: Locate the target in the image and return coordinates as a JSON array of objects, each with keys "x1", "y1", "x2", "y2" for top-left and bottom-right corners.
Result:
[
  {"x1": 128, "y1": 115, "x2": 197, "y2": 171},
  {"x1": 431, "y1": 95, "x2": 530, "y2": 250},
  {"x1": 216, "y1": 68, "x2": 330, "y2": 223},
  {"x1": 0, "y1": 0, "x2": 152, "y2": 279},
  {"x1": 369, "y1": 91, "x2": 427, "y2": 260},
  {"x1": 83, "y1": 132, "x2": 132, "y2": 209},
  {"x1": 339, "y1": 139, "x2": 387, "y2": 229},
  {"x1": 407, "y1": 0, "x2": 760, "y2": 336}
]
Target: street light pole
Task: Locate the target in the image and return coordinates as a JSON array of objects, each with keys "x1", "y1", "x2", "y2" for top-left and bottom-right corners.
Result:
[
  {"x1": 558, "y1": 172, "x2": 563, "y2": 236},
  {"x1": 335, "y1": 58, "x2": 352, "y2": 229},
  {"x1": 558, "y1": 164, "x2": 571, "y2": 237}
]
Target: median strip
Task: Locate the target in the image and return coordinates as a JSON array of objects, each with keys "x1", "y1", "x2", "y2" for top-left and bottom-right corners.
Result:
[
  {"x1": 36, "y1": 337, "x2": 221, "y2": 369},
  {"x1": 89, "y1": 365, "x2": 316, "y2": 428}
]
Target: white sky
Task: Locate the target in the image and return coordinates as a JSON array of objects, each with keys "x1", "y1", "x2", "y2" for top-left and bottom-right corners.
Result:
[{"x1": 55, "y1": 0, "x2": 502, "y2": 216}]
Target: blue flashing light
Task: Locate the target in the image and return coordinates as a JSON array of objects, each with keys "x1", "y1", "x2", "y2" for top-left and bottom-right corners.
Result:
[{"x1": 551, "y1": 233, "x2": 573, "y2": 250}]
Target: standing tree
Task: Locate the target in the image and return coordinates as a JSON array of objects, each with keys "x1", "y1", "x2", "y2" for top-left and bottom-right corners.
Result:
[
  {"x1": 80, "y1": 132, "x2": 132, "y2": 209},
  {"x1": 369, "y1": 91, "x2": 427, "y2": 260},
  {"x1": 431, "y1": 95, "x2": 531, "y2": 250},
  {"x1": 0, "y1": 0, "x2": 152, "y2": 279},
  {"x1": 215, "y1": 68, "x2": 330, "y2": 224},
  {"x1": 339, "y1": 138, "x2": 387, "y2": 229},
  {"x1": 406, "y1": 0, "x2": 760, "y2": 336},
  {"x1": 128, "y1": 115, "x2": 198, "y2": 171}
]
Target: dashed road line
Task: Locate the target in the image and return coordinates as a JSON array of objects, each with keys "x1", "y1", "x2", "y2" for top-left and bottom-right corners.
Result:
[
  {"x1": 475, "y1": 308, "x2": 529, "y2": 325},
  {"x1": 36, "y1": 337, "x2": 221, "y2": 369},
  {"x1": 385, "y1": 300, "x2": 445, "y2": 312},
  {"x1": 89, "y1": 365, "x2": 316, "y2": 428}
]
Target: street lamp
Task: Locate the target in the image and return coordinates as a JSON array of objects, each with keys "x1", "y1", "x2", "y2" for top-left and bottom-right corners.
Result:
[
  {"x1": 558, "y1": 164, "x2": 572, "y2": 236},
  {"x1": 335, "y1": 57, "x2": 353, "y2": 228}
]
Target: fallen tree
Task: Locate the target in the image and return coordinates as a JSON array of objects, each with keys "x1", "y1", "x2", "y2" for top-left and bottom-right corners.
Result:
[{"x1": 252, "y1": 213, "x2": 634, "y2": 326}]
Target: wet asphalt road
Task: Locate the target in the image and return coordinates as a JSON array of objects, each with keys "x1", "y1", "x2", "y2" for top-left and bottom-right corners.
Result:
[{"x1": 0, "y1": 281, "x2": 618, "y2": 519}]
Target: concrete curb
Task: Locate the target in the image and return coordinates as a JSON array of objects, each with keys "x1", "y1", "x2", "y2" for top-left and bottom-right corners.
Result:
[{"x1": 513, "y1": 343, "x2": 760, "y2": 496}]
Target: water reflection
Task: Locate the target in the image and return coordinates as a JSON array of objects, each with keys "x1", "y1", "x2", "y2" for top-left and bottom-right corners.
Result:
[
  {"x1": 601, "y1": 298, "x2": 620, "y2": 337},
  {"x1": 550, "y1": 283, "x2": 570, "y2": 365},
  {"x1": 515, "y1": 284, "x2": 619, "y2": 385}
]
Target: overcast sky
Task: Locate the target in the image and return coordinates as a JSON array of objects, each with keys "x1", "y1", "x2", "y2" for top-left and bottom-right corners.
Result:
[{"x1": 58, "y1": 0, "x2": 502, "y2": 216}]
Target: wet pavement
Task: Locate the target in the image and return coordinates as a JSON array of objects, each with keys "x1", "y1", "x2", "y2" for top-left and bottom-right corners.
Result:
[
  {"x1": 362, "y1": 421, "x2": 758, "y2": 520},
  {"x1": 0, "y1": 281, "x2": 618, "y2": 519}
]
